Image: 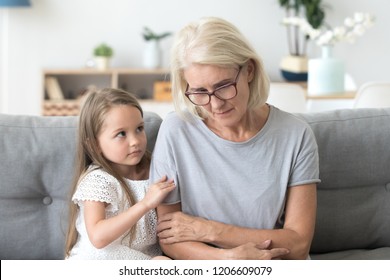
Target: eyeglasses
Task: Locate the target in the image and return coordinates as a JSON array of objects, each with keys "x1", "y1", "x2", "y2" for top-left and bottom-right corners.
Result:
[{"x1": 185, "y1": 67, "x2": 242, "y2": 106}]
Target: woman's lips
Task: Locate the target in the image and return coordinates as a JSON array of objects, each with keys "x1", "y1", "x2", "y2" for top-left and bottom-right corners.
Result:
[{"x1": 214, "y1": 108, "x2": 233, "y2": 116}]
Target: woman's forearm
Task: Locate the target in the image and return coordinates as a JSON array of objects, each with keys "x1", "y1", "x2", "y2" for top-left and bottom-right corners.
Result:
[
  {"x1": 207, "y1": 221, "x2": 311, "y2": 259},
  {"x1": 202, "y1": 185, "x2": 316, "y2": 259},
  {"x1": 160, "y1": 239, "x2": 290, "y2": 260},
  {"x1": 157, "y1": 211, "x2": 310, "y2": 259},
  {"x1": 160, "y1": 240, "x2": 228, "y2": 260}
]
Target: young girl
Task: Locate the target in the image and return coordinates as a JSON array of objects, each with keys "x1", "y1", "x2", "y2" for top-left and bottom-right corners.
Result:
[{"x1": 64, "y1": 88, "x2": 175, "y2": 260}]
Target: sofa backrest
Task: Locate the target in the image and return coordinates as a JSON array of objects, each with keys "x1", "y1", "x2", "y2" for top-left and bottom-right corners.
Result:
[
  {"x1": 0, "y1": 112, "x2": 162, "y2": 260},
  {"x1": 1, "y1": 108, "x2": 389, "y2": 259},
  {"x1": 296, "y1": 108, "x2": 390, "y2": 254}
]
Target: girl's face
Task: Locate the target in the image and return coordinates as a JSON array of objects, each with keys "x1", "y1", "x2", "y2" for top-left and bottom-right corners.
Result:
[
  {"x1": 97, "y1": 105, "x2": 146, "y2": 175},
  {"x1": 184, "y1": 63, "x2": 253, "y2": 128}
]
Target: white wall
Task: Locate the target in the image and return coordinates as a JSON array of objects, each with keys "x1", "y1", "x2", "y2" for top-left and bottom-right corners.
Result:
[{"x1": 0, "y1": 0, "x2": 388, "y2": 115}]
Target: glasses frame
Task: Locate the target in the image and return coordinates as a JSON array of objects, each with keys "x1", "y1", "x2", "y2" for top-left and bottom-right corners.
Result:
[{"x1": 185, "y1": 66, "x2": 242, "y2": 106}]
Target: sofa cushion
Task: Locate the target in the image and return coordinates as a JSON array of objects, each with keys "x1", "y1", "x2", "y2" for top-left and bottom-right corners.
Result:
[
  {"x1": 296, "y1": 108, "x2": 390, "y2": 256},
  {"x1": 0, "y1": 112, "x2": 162, "y2": 260},
  {"x1": 311, "y1": 247, "x2": 390, "y2": 260}
]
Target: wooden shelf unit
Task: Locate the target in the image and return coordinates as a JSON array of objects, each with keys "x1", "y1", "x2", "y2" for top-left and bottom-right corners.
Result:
[{"x1": 42, "y1": 68, "x2": 170, "y2": 116}]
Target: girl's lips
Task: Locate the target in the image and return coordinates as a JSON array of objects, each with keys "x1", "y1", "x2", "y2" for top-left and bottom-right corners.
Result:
[{"x1": 128, "y1": 150, "x2": 142, "y2": 156}]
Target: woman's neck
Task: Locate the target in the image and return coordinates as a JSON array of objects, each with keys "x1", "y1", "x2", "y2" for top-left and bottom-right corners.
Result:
[{"x1": 205, "y1": 104, "x2": 269, "y2": 142}]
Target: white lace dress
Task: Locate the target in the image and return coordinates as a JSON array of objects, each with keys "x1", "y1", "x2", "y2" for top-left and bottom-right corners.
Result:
[{"x1": 66, "y1": 167, "x2": 162, "y2": 260}]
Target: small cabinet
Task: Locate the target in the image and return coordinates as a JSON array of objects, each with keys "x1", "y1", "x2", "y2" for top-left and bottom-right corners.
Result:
[{"x1": 42, "y1": 68, "x2": 170, "y2": 116}]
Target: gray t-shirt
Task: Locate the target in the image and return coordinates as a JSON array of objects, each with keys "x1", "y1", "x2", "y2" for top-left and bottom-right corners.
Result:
[{"x1": 150, "y1": 106, "x2": 320, "y2": 230}]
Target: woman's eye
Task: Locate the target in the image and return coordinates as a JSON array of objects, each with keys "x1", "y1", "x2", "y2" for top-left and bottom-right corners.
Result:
[{"x1": 191, "y1": 88, "x2": 208, "y2": 94}]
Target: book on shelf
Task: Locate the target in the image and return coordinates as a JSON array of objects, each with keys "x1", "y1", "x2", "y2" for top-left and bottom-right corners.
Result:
[{"x1": 45, "y1": 76, "x2": 64, "y2": 100}]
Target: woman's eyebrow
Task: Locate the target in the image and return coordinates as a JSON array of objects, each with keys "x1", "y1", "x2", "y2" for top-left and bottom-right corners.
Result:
[{"x1": 189, "y1": 78, "x2": 233, "y2": 91}]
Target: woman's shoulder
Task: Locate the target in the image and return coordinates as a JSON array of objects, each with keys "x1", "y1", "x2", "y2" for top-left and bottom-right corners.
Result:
[
  {"x1": 160, "y1": 110, "x2": 199, "y2": 132},
  {"x1": 163, "y1": 111, "x2": 190, "y2": 124},
  {"x1": 269, "y1": 105, "x2": 311, "y2": 130}
]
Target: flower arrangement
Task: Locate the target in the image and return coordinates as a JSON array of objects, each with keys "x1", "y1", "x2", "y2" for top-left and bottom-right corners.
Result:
[
  {"x1": 278, "y1": 0, "x2": 326, "y2": 56},
  {"x1": 282, "y1": 12, "x2": 375, "y2": 47}
]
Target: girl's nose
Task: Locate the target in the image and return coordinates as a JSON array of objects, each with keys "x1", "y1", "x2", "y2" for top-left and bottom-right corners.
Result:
[{"x1": 129, "y1": 136, "x2": 140, "y2": 146}]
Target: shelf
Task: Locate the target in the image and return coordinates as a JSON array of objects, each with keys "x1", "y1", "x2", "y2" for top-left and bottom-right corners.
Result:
[
  {"x1": 305, "y1": 91, "x2": 356, "y2": 100},
  {"x1": 42, "y1": 68, "x2": 170, "y2": 116},
  {"x1": 273, "y1": 82, "x2": 356, "y2": 99}
]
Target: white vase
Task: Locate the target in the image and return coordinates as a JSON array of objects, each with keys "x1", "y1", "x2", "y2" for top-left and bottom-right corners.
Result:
[
  {"x1": 143, "y1": 40, "x2": 161, "y2": 69},
  {"x1": 308, "y1": 45, "x2": 345, "y2": 96},
  {"x1": 95, "y1": 56, "x2": 110, "y2": 70}
]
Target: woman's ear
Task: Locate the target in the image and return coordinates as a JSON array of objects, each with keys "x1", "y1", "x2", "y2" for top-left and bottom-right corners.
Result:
[{"x1": 246, "y1": 59, "x2": 255, "y2": 83}]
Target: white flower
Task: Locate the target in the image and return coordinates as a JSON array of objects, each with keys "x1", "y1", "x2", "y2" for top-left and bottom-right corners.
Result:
[
  {"x1": 344, "y1": 17, "x2": 355, "y2": 27},
  {"x1": 282, "y1": 12, "x2": 375, "y2": 46},
  {"x1": 354, "y1": 12, "x2": 365, "y2": 23}
]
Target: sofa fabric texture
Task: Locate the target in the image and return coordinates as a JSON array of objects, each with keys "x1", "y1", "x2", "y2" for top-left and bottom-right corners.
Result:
[
  {"x1": 0, "y1": 108, "x2": 389, "y2": 260},
  {"x1": 295, "y1": 108, "x2": 390, "y2": 259}
]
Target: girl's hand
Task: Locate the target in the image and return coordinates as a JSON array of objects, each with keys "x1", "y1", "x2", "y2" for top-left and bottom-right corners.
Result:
[{"x1": 141, "y1": 176, "x2": 175, "y2": 210}]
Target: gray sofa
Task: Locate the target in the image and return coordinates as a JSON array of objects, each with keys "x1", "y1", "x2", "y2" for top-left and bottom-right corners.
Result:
[{"x1": 1, "y1": 108, "x2": 389, "y2": 260}]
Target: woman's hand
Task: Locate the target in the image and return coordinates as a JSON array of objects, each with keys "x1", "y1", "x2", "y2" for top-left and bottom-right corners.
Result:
[
  {"x1": 225, "y1": 240, "x2": 290, "y2": 260},
  {"x1": 157, "y1": 211, "x2": 210, "y2": 244},
  {"x1": 156, "y1": 208, "x2": 290, "y2": 260},
  {"x1": 141, "y1": 176, "x2": 175, "y2": 210}
]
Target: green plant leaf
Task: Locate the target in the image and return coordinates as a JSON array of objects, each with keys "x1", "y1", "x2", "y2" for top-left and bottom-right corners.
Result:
[
  {"x1": 93, "y1": 43, "x2": 113, "y2": 57},
  {"x1": 142, "y1": 27, "x2": 172, "y2": 41}
]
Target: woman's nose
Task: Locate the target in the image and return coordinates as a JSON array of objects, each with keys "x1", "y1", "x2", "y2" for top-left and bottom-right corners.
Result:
[{"x1": 209, "y1": 94, "x2": 225, "y2": 108}]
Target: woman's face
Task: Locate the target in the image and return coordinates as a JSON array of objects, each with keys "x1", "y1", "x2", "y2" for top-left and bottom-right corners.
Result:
[{"x1": 184, "y1": 63, "x2": 253, "y2": 128}]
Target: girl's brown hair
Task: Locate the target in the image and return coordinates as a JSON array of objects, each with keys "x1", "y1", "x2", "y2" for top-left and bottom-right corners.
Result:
[{"x1": 64, "y1": 88, "x2": 149, "y2": 257}]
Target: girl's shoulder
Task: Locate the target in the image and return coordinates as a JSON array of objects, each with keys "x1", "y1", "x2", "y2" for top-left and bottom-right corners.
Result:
[
  {"x1": 81, "y1": 165, "x2": 118, "y2": 186},
  {"x1": 73, "y1": 166, "x2": 121, "y2": 205}
]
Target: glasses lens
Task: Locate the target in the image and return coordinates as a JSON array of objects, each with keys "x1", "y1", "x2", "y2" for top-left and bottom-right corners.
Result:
[
  {"x1": 214, "y1": 84, "x2": 237, "y2": 100},
  {"x1": 187, "y1": 93, "x2": 210, "y2": 105}
]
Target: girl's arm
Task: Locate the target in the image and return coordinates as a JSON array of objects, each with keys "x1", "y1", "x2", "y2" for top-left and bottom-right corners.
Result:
[
  {"x1": 84, "y1": 177, "x2": 175, "y2": 249},
  {"x1": 83, "y1": 200, "x2": 150, "y2": 249},
  {"x1": 158, "y1": 184, "x2": 316, "y2": 259}
]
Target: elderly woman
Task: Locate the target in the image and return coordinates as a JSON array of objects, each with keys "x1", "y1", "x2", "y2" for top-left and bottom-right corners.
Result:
[{"x1": 150, "y1": 17, "x2": 320, "y2": 260}]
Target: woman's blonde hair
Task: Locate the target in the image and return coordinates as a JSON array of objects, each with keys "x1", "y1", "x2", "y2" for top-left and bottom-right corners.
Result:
[
  {"x1": 170, "y1": 16, "x2": 270, "y2": 119},
  {"x1": 64, "y1": 88, "x2": 149, "y2": 257}
]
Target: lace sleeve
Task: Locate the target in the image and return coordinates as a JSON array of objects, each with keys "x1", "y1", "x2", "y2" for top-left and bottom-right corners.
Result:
[{"x1": 72, "y1": 169, "x2": 120, "y2": 212}]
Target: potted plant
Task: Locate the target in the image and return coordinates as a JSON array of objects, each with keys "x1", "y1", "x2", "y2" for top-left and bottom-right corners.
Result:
[
  {"x1": 142, "y1": 27, "x2": 172, "y2": 68},
  {"x1": 279, "y1": 0, "x2": 326, "y2": 81},
  {"x1": 93, "y1": 43, "x2": 113, "y2": 70}
]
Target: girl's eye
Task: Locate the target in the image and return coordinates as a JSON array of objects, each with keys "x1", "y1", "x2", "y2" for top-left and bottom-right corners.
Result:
[
  {"x1": 117, "y1": 131, "x2": 126, "y2": 138},
  {"x1": 137, "y1": 125, "x2": 145, "y2": 133}
]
